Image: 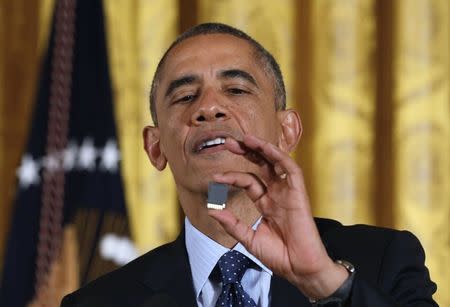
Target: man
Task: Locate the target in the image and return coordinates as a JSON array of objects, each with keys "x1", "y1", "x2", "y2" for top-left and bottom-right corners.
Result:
[{"x1": 61, "y1": 23, "x2": 437, "y2": 306}]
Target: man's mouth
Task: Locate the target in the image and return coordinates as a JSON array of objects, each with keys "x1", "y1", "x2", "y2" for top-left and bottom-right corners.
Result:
[{"x1": 197, "y1": 137, "x2": 226, "y2": 152}]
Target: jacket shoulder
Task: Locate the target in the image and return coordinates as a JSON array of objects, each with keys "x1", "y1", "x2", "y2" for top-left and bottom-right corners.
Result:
[
  {"x1": 315, "y1": 217, "x2": 425, "y2": 282},
  {"x1": 314, "y1": 216, "x2": 404, "y2": 246},
  {"x1": 61, "y1": 239, "x2": 179, "y2": 306}
]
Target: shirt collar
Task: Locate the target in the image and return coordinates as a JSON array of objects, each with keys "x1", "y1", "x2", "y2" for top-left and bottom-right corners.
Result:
[{"x1": 185, "y1": 217, "x2": 272, "y2": 299}]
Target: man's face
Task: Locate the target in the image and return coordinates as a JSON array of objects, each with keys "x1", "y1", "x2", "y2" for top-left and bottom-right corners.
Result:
[{"x1": 151, "y1": 34, "x2": 283, "y2": 193}]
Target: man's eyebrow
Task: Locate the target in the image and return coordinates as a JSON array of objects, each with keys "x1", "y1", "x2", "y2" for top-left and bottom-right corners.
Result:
[
  {"x1": 218, "y1": 69, "x2": 258, "y2": 87},
  {"x1": 165, "y1": 75, "x2": 199, "y2": 98}
]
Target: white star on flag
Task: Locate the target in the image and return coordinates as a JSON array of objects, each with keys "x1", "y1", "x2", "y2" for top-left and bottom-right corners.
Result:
[
  {"x1": 78, "y1": 138, "x2": 97, "y2": 170},
  {"x1": 64, "y1": 141, "x2": 78, "y2": 171},
  {"x1": 16, "y1": 154, "x2": 40, "y2": 188},
  {"x1": 100, "y1": 139, "x2": 120, "y2": 172}
]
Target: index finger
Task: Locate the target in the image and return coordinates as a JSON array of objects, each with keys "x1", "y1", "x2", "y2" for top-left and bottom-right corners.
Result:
[{"x1": 228, "y1": 135, "x2": 302, "y2": 184}]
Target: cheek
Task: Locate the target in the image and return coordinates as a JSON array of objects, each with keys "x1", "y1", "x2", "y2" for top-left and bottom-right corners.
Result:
[
  {"x1": 158, "y1": 121, "x2": 185, "y2": 157},
  {"x1": 229, "y1": 103, "x2": 278, "y2": 138},
  {"x1": 162, "y1": 104, "x2": 194, "y2": 129},
  {"x1": 156, "y1": 106, "x2": 192, "y2": 163}
]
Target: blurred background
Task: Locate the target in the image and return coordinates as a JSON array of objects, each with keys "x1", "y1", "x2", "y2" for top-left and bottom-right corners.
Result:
[{"x1": 0, "y1": 0, "x2": 448, "y2": 306}]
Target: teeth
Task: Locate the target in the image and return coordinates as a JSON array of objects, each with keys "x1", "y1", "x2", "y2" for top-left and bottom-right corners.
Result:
[{"x1": 200, "y1": 137, "x2": 225, "y2": 150}]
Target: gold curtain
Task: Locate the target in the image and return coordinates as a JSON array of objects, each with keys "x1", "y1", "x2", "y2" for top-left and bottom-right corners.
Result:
[
  {"x1": 309, "y1": 0, "x2": 376, "y2": 224},
  {"x1": 0, "y1": 0, "x2": 54, "y2": 273},
  {"x1": 1, "y1": 1, "x2": 448, "y2": 305},
  {"x1": 393, "y1": 0, "x2": 449, "y2": 305},
  {"x1": 197, "y1": 0, "x2": 296, "y2": 109},
  {"x1": 103, "y1": 0, "x2": 179, "y2": 253}
]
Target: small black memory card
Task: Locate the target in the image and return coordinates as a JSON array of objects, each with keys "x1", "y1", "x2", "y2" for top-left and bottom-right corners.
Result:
[{"x1": 207, "y1": 182, "x2": 228, "y2": 210}]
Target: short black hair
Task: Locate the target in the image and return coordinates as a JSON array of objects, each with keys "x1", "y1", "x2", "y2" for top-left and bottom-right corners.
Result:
[{"x1": 149, "y1": 22, "x2": 286, "y2": 126}]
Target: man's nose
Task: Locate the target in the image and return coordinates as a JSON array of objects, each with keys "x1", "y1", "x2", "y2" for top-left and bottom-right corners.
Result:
[{"x1": 190, "y1": 89, "x2": 228, "y2": 125}]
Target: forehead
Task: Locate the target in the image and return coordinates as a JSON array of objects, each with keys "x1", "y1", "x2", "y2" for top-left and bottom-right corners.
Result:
[{"x1": 159, "y1": 34, "x2": 264, "y2": 84}]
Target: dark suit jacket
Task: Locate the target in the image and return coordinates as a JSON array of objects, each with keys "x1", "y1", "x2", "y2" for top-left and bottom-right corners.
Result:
[{"x1": 61, "y1": 218, "x2": 437, "y2": 306}]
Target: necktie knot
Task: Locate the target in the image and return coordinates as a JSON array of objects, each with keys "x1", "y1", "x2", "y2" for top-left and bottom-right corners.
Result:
[
  {"x1": 215, "y1": 250, "x2": 257, "y2": 307},
  {"x1": 217, "y1": 250, "x2": 252, "y2": 285}
]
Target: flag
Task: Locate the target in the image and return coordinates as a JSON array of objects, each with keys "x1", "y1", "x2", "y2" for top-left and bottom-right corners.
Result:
[{"x1": 0, "y1": 0, "x2": 135, "y2": 306}]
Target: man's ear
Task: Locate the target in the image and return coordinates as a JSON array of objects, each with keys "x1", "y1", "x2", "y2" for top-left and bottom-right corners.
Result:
[
  {"x1": 277, "y1": 109, "x2": 302, "y2": 153},
  {"x1": 143, "y1": 126, "x2": 167, "y2": 171}
]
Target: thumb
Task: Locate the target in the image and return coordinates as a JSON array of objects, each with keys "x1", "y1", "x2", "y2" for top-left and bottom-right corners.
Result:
[{"x1": 208, "y1": 209, "x2": 255, "y2": 249}]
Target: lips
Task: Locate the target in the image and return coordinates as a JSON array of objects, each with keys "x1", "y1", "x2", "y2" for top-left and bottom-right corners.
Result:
[
  {"x1": 190, "y1": 130, "x2": 238, "y2": 154},
  {"x1": 197, "y1": 137, "x2": 226, "y2": 151}
]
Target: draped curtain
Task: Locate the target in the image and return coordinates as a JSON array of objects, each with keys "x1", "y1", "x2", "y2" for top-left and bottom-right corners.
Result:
[
  {"x1": 102, "y1": 0, "x2": 179, "y2": 255},
  {"x1": 1, "y1": 0, "x2": 448, "y2": 305},
  {"x1": 0, "y1": 0, "x2": 54, "y2": 282}
]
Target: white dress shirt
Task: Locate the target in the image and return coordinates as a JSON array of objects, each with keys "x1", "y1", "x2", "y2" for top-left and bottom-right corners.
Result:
[{"x1": 185, "y1": 217, "x2": 273, "y2": 307}]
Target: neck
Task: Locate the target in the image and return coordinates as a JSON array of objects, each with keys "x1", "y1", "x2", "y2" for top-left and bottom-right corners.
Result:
[{"x1": 178, "y1": 186, "x2": 260, "y2": 248}]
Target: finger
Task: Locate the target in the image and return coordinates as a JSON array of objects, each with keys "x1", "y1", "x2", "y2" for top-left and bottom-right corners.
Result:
[
  {"x1": 274, "y1": 163, "x2": 286, "y2": 178},
  {"x1": 224, "y1": 137, "x2": 246, "y2": 155},
  {"x1": 226, "y1": 135, "x2": 299, "y2": 184},
  {"x1": 213, "y1": 172, "x2": 267, "y2": 202},
  {"x1": 213, "y1": 173, "x2": 277, "y2": 217},
  {"x1": 208, "y1": 209, "x2": 256, "y2": 250},
  {"x1": 254, "y1": 194, "x2": 275, "y2": 216},
  {"x1": 225, "y1": 137, "x2": 269, "y2": 167},
  {"x1": 242, "y1": 135, "x2": 301, "y2": 182}
]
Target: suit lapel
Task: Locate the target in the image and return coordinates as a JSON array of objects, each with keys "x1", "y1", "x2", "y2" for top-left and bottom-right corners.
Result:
[
  {"x1": 135, "y1": 218, "x2": 342, "y2": 307},
  {"x1": 162, "y1": 235, "x2": 197, "y2": 307},
  {"x1": 140, "y1": 230, "x2": 198, "y2": 307}
]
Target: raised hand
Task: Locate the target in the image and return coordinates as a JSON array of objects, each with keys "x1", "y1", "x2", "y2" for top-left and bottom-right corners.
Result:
[{"x1": 208, "y1": 134, "x2": 348, "y2": 300}]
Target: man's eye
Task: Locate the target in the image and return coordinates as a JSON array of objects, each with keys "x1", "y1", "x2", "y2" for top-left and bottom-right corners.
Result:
[
  {"x1": 175, "y1": 94, "x2": 196, "y2": 103},
  {"x1": 228, "y1": 88, "x2": 247, "y2": 95}
]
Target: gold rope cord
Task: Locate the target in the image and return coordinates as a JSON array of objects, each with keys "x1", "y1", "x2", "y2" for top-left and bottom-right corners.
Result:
[
  {"x1": 310, "y1": 0, "x2": 376, "y2": 225},
  {"x1": 393, "y1": 1, "x2": 449, "y2": 305},
  {"x1": 33, "y1": 1, "x2": 76, "y2": 306},
  {"x1": 103, "y1": 0, "x2": 179, "y2": 253},
  {"x1": 28, "y1": 225, "x2": 79, "y2": 307}
]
